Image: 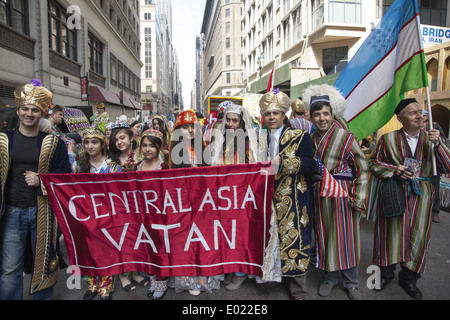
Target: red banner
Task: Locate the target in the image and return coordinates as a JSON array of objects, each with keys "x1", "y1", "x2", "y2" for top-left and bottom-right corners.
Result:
[{"x1": 40, "y1": 163, "x2": 274, "y2": 278}]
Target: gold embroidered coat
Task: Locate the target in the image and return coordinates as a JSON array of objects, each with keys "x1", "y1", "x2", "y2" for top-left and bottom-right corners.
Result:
[{"x1": 262, "y1": 127, "x2": 317, "y2": 277}]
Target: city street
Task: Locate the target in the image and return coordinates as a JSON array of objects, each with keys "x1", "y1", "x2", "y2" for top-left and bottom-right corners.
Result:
[{"x1": 23, "y1": 210, "x2": 450, "y2": 302}]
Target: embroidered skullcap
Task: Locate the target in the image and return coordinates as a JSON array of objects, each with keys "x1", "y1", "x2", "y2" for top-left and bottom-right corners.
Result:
[
  {"x1": 14, "y1": 80, "x2": 53, "y2": 113},
  {"x1": 174, "y1": 110, "x2": 197, "y2": 128},
  {"x1": 394, "y1": 98, "x2": 418, "y2": 115},
  {"x1": 111, "y1": 121, "x2": 130, "y2": 130},
  {"x1": 310, "y1": 95, "x2": 330, "y2": 105},
  {"x1": 83, "y1": 128, "x2": 106, "y2": 142},
  {"x1": 142, "y1": 128, "x2": 163, "y2": 140},
  {"x1": 96, "y1": 103, "x2": 105, "y2": 109},
  {"x1": 302, "y1": 84, "x2": 346, "y2": 117},
  {"x1": 218, "y1": 101, "x2": 235, "y2": 113},
  {"x1": 224, "y1": 103, "x2": 243, "y2": 116},
  {"x1": 259, "y1": 88, "x2": 291, "y2": 114}
]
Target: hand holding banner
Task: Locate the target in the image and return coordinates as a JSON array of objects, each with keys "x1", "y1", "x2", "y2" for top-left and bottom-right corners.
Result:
[{"x1": 40, "y1": 162, "x2": 274, "y2": 278}]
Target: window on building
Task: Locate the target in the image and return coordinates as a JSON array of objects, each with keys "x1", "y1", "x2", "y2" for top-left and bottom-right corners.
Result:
[
  {"x1": 292, "y1": 5, "x2": 302, "y2": 43},
  {"x1": 226, "y1": 21, "x2": 230, "y2": 33},
  {"x1": 312, "y1": 0, "x2": 324, "y2": 30},
  {"x1": 88, "y1": 32, "x2": 104, "y2": 75},
  {"x1": 383, "y1": 0, "x2": 447, "y2": 27},
  {"x1": 225, "y1": 8, "x2": 230, "y2": 17},
  {"x1": 323, "y1": 46, "x2": 348, "y2": 75},
  {"x1": 283, "y1": 19, "x2": 291, "y2": 50},
  {"x1": 49, "y1": 1, "x2": 77, "y2": 61},
  {"x1": 144, "y1": 27, "x2": 152, "y2": 78},
  {"x1": 226, "y1": 55, "x2": 231, "y2": 66},
  {"x1": 328, "y1": 0, "x2": 361, "y2": 24},
  {"x1": 419, "y1": 0, "x2": 447, "y2": 27},
  {"x1": 0, "y1": 0, "x2": 28, "y2": 34},
  {"x1": 226, "y1": 73, "x2": 231, "y2": 83},
  {"x1": 226, "y1": 37, "x2": 231, "y2": 49},
  {"x1": 110, "y1": 54, "x2": 117, "y2": 85},
  {"x1": 118, "y1": 60, "x2": 124, "y2": 87}
]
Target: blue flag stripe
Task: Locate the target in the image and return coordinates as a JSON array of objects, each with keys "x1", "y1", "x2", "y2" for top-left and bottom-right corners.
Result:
[{"x1": 335, "y1": 0, "x2": 418, "y2": 97}]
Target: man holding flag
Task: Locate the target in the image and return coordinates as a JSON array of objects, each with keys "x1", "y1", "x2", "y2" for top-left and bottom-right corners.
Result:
[
  {"x1": 369, "y1": 98, "x2": 450, "y2": 299},
  {"x1": 304, "y1": 84, "x2": 369, "y2": 300}
]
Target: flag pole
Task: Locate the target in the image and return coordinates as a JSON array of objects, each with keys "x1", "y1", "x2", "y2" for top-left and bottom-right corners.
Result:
[{"x1": 413, "y1": 1, "x2": 437, "y2": 175}]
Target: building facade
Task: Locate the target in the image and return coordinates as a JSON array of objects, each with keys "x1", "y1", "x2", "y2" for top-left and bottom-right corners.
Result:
[
  {"x1": 140, "y1": 0, "x2": 182, "y2": 118},
  {"x1": 0, "y1": 0, "x2": 143, "y2": 121},
  {"x1": 200, "y1": 0, "x2": 245, "y2": 115}
]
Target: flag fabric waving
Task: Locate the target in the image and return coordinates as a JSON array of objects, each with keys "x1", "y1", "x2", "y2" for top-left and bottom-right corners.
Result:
[{"x1": 335, "y1": 0, "x2": 428, "y2": 141}]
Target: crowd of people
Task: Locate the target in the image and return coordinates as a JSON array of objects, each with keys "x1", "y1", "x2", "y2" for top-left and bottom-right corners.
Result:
[{"x1": 0, "y1": 79, "x2": 449, "y2": 301}]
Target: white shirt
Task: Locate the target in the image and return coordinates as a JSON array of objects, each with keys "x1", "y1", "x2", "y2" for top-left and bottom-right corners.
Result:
[
  {"x1": 404, "y1": 130, "x2": 420, "y2": 155},
  {"x1": 269, "y1": 126, "x2": 284, "y2": 160}
]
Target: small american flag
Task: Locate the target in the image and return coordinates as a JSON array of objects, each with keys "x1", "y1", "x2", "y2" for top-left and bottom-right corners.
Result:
[{"x1": 320, "y1": 166, "x2": 349, "y2": 198}]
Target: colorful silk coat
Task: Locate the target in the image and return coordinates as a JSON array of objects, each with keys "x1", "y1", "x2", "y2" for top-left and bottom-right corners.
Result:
[
  {"x1": 368, "y1": 129, "x2": 450, "y2": 274},
  {"x1": 269, "y1": 127, "x2": 317, "y2": 277},
  {"x1": 311, "y1": 123, "x2": 369, "y2": 272}
]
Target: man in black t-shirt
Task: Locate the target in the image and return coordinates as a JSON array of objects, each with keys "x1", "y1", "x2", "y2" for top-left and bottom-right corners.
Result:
[{"x1": 0, "y1": 81, "x2": 71, "y2": 300}]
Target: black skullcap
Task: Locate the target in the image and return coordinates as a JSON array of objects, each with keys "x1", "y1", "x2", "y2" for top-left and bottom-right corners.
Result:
[{"x1": 394, "y1": 98, "x2": 418, "y2": 115}]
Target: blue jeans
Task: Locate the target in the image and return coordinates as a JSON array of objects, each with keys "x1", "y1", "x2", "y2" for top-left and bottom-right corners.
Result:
[{"x1": 0, "y1": 206, "x2": 53, "y2": 300}]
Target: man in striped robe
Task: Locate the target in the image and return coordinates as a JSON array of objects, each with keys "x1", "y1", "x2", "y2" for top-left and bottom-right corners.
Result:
[
  {"x1": 308, "y1": 94, "x2": 369, "y2": 300},
  {"x1": 369, "y1": 99, "x2": 450, "y2": 299}
]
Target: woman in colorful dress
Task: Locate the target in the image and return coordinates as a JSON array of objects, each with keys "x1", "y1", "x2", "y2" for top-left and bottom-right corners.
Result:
[
  {"x1": 167, "y1": 110, "x2": 220, "y2": 296},
  {"x1": 134, "y1": 129, "x2": 170, "y2": 300},
  {"x1": 108, "y1": 122, "x2": 148, "y2": 291},
  {"x1": 71, "y1": 128, "x2": 121, "y2": 300}
]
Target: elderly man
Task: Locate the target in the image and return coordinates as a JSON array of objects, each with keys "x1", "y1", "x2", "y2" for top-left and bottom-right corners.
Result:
[
  {"x1": 370, "y1": 98, "x2": 450, "y2": 299},
  {"x1": 0, "y1": 80, "x2": 71, "y2": 300},
  {"x1": 304, "y1": 85, "x2": 369, "y2": 300},
  {"x1": 258, "y1": 89, "x2": 317, "y2": 300}
]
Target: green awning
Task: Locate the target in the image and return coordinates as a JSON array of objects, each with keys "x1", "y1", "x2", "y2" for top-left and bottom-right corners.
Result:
[{"x1": 290, "y1": 72, "x2": 341, "y2": 99}]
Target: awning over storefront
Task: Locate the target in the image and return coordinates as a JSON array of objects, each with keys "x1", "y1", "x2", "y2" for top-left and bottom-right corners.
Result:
[{"x1": 89, "y1": 86, "x2": 141, "y2": 110}]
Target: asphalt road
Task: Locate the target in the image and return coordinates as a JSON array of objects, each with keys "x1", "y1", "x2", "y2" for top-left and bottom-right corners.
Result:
[{"x1": 21, "y1": 209, "x2": 450, "y2": 302}]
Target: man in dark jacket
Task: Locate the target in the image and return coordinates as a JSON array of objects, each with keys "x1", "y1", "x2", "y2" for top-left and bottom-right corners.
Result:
[{"x1": 0, "y1": 81, "x2": 71, "y2": 300}]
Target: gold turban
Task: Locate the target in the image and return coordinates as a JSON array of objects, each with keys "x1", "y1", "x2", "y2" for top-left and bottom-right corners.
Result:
[
  {"x1": 96, "y1": 103, "x2": 105, "y2": 109},
  {"x1": 291, "y1": 98, "x2": 305, "y2": 114},
  {"x1": 259, "y1": 90, "x2": 291, "y2": 115},
  {"x1": 14, "y1": 83, "x2": 53, "y2": 113}
]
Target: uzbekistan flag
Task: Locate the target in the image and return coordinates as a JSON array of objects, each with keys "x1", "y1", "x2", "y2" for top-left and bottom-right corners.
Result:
[{"x1": 335, "y1": 0, "x2": 428, "y2": 141}]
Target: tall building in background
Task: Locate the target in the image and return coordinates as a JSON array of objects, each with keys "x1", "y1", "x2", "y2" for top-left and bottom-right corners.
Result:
[
  {"x1": 200, "y1": 0, "x2": 244, "y2": 115},
  {"x1": 140, "y1": 0, "x2": 181, "y2": 118},
  {"x1": 0, "y1": 0, "x2": 142, "y2": 121},
  {"x1": 197, "y1": 0, "x2": 449, "y2": 135}
]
